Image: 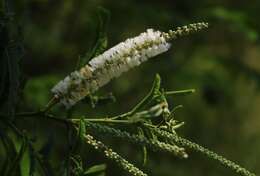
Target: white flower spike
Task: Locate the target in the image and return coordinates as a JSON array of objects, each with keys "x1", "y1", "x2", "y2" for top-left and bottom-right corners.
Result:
[{"x1": 51, "y1": 22, "x2": 208, "y2": 108}]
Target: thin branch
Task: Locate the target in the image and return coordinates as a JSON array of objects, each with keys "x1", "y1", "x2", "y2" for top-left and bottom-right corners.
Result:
[
  {"x1": 71, "y1": 118, "x2": 134, "y2": 124},
  {"x1": 40, "y1": 96, "x2": 59, "y2": 113},
  {"x1": 165, "y1": 89, "x2": 195, "y2": 96}
]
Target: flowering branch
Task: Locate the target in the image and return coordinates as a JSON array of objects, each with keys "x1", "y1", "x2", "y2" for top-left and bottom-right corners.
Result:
[
  {"x1": 51, "y1": 22, "x2": 208, "y2": 108},
  {"x1": 2, "y1": 19, "x2": 255, "y2": 176}
]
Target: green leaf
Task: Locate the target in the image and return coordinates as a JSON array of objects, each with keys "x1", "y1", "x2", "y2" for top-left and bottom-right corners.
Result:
[
  {"x1": 71, "y1": 155, "x2": 84, "y2": 175},
  {"x1": 130, "y1": 74, "x2": 161, "y2": 114},
  {"x1": 84, "y1": 164, "x2": 106, "y2": 175},
  {"x1": 0, "y1": 123, "x2": 17, "y2": 174},
  {"x1": 93, "y1": 7, "x2": 110, "y2": 54},
  {"x1": 5, "y1": 137, "x2": 28, "y2": 176},
  {"x1": 77, "y1": 7, "x2": 110, "y2": 68},
  {"x1": 72, "y1": 118, "x2": 86, "y2": 153},
  {"x1": 20, "y1": 147, "x2": 30, "y2": 176},
  {"x1": 78, "y1": 118, "x2": 86, "y2": 144}
]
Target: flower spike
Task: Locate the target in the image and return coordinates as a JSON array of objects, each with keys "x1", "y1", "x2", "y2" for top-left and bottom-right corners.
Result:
[
  {"x1": 163, "y1": 22, "x2": 209, "y2": 41},
  {"x1": 51, "y1": 22, "x2": 208, "y2": 108}
]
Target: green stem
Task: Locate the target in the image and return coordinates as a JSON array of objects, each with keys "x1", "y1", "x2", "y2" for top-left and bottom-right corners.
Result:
[
  {"x1": 10, "y1": 111, "x2": 136, "y2": 126},
  {"x1": 71, "y1": 118, "x2": 134, "y2": 124},
  {"x1": 165, "y1": 89, "x2": 195, "y2": 96},
  {"x1": 13, "y1": 96, "x2": 59, "y2": 118},
  {"x1": 110, "y1": 112, "x2": 131, "y2": 120},
  {"x1": 99, "y1": 89, "x2": 195, "y2": 120}
]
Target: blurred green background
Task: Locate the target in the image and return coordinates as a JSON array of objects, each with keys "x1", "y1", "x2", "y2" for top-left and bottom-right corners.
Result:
[{"x1": 2, "y1": 0, "x2": 260, "y2": 175}]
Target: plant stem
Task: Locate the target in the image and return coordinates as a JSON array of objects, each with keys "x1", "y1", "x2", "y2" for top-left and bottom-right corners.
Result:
[
  {"x1": 165, "y1": 89, "x2": 195, "y2": 96},
  {"x1": 10, "y1": 111, "x2": 136, "y2": 126},
  {"x1": 11, "y1": 96, "x2": 59, "y2": 118},
  {"x1": 71, "y1": 118, "x2": 134, "y2": 124},
  {"x1": 110, "y1": 112, "x2": 131, "y2": 120},
  {"x1": 41, "y1": 96, "x2": 59, "y2": 113}
]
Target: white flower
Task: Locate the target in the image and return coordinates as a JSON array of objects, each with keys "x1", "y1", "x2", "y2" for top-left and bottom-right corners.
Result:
[{"x1": 51, "y1": 22, "x2": 208, "y2": 108}]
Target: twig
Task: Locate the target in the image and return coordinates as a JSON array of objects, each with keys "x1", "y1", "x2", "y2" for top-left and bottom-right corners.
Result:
[{"x1": 165, "y1": 89, "x2": 195, "y2": 96}]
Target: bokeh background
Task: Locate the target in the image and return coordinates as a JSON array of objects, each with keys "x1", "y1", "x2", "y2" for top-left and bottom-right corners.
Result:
[{"x1": 2, "y1": 0, "x2": 260, "y2": 175}]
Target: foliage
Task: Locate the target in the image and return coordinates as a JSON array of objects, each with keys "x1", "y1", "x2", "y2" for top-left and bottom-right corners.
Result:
[
  {"x1": 0, "y1": 1, "x2": 259, "y2": 176},
  {"x1": 0, "y1": 0, "x2": 24, "y2": 117}
]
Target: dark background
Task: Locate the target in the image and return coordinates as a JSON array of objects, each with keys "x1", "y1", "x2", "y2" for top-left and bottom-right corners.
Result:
[{"x1": 1, "y1": 0, "x2": 260, "y2": 175}]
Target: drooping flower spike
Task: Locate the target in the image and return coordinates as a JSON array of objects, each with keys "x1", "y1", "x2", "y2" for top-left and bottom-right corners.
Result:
[{"x1": 51, "y1": 22, "x2": 208, "y2": 108}]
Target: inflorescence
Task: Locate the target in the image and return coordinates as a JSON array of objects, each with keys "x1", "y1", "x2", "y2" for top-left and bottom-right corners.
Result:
[
  {"x1": 151, "y1": 128, "x2": 256, "y2": 176},
  {"x1": 49, "y1": 21, "x2": 256, "y2": 176},
  {"x1": 51, "y1": 22, "x2": 208, "y2": 108},
  {"x1": 84, "y1": 133, "x2": 148, "y2": 176},
  {"x1": 85, "y1": 121, "x2": 188, "y2": 158}
]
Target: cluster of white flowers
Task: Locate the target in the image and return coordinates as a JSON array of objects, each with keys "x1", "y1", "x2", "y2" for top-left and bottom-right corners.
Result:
[
  {"x1": 89, "y1": 29, "x2": 170, "y2": 80},
  {"x1": 51, "y1": 22, "x2": 208, "y2": 108},
  {"x1": 52, "y1": 29, "x2": 170, "y2": 107}
]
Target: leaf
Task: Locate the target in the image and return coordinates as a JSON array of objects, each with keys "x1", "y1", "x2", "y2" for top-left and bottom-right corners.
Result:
[
  {"x1": 5, "y1": 137, "x2": 28, "y2": 176},
  {"x1": 0, "y1": 123, "x2": 17, "y2": 174},
  {"x1": 78, "y1": 118, "x2": 86, "y2": 146},
  {"x1": 72, "y1": 118, "x2": 86, "y2": 153},
  {"x1": 20, "y1": 147, "x2": 30, "y2": 176},
  {"x1": 77, "y1": 7, "x2": 110, "y2": 68},
  {"x1": 130, "y1": 74, "x2": 161, "y2": 114},
  {"x1": 84, "y1": 164, "x2": 106, "y2": 175},
  {"x1": 71, "y1": 155, "x2": 84, "y2": 175},
  {"x1": 92, "y1": 7, "x2": 110, "y2": 55}
]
